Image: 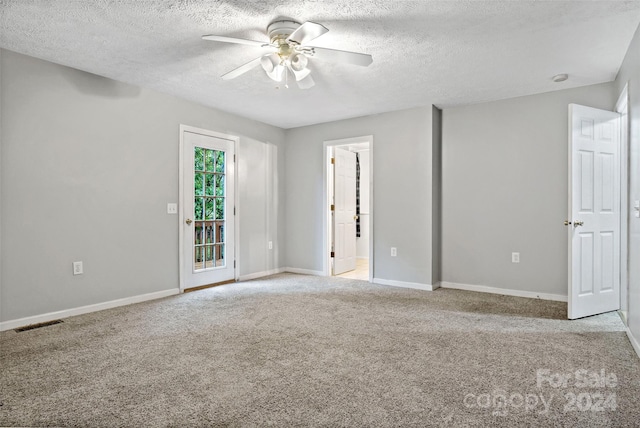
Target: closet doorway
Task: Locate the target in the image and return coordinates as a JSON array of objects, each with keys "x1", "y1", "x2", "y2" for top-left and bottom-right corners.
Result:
[{"x1": 323, "y1": 136, "x2": 373, "y2": 282}]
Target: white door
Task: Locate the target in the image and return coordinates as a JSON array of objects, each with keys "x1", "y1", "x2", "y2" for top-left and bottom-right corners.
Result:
[
  {"x1": 183, "y1": 130, "x2": 235, "y2": 289},
  {"x1": 334, "y1": 147, "x2": 357, "y2": 275},
  {"x1": 568, "y1": 104, "x2": 620, "y2": 319}
]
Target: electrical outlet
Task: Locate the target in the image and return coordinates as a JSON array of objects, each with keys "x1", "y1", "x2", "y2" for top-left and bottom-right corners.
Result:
[
  {"x1": 73, "y1": 261, "x2": 83, "y2": 275},
  {"x1": 268, "y1": 241, "x2": 273, "y2": 250},
  {"x1": 167, "y1": 203, "x2": 178, "y2": 214},
  {"x1": 391, "y1": 247, "x2": 397, "y2": 257},
  {"x1": 512, "y1": 252, "x2": 520, "y2": 263}
]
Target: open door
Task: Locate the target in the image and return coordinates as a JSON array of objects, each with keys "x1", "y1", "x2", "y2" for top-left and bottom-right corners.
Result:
[
  {"x1": 568, "y1": 104, "x2": 620, "y2": 319},
  {"x1": 181, "y1": 128, "x2": 236, "y2": 290},
  {"x1": 333, "y1": 147, "x2": 357, "y2": 275}
]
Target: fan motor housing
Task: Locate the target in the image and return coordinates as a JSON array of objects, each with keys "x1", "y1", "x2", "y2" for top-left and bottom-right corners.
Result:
[{"x1": 267, "y1": 20, "x2": 300, "y2": 44}]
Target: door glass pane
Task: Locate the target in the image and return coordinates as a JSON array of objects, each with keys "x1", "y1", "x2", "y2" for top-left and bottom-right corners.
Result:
[
  {"x1": 206, "y1": 150, "x2": 215, "y2": 172},
  {"x1": 215, "y1": 244, "x2": 224, "y2": 267},
  {"x1": 194, "y1": 147, "x2": 204, "y2": 171},
  {"x1": 205, "y1": 174, "x2": 214, "y2": 196},
  {"x1": 194, "y1": 145, "x2": 227, "y2": 271},
  {"x1": 194, "y1": 198, "x2": 204, "y2": 220},
  {"x1": 194, "y1": 247, "x2": 203, "y2": 270},
  {"x1": 195, "y1": 174, "x2": 204, "y2": 196},
  {"x1": 205, "y1": 245, "x2": 214, "y2": 268},
  {"x1": 216, "y1": 221, "x2": 224, "y2": 243},
  {"x1": 195, "y1": 222, "x2": 204, "y2": 245},
  {"x1": 215, "y1": 175, "x2": 224, "y2": 196},
  {"x1": 215, "y1": 151, "x2": 225, "y2": 173},
  {"x1": 205, "y1": 198, "x2": 214, "y2": 220},
  {"x1": 215, "y1": 197, "x2": 224, "y2": 220},
  {"x1": 205, "y1": 222, "x2": 213, "y2": 244}
]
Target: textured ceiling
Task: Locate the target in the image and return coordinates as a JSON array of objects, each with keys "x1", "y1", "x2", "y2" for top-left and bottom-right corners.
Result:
[{"x1": 1, "y1": 1, "x2": 639, "y2": 129}]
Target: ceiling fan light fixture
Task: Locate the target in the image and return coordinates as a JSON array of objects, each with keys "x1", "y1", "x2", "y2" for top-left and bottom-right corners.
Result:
[
  {"x1": 297, "y1": 73, "x2": 315, "y2": 89},
  {"x1": 266, "y1": 64, "x2": 285, "y2": 82},
  {"x1": 261, "y1": 53, "x2": 280, "y2": 73},
  {"x1": 290, "y1": 53, "x2": 308, "y2": 72},
  {"x1": 289, "y1": 65, "x2": 311, "y2": 81}
]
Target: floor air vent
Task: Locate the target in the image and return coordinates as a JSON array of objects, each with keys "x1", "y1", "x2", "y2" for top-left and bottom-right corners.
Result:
[{"x1": 15, "y1": 320, "x2": 63, "y2": 332}]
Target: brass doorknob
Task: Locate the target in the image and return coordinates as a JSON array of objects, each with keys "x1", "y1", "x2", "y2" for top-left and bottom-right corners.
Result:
[
  {"x1": 573, "y1": 221, "x2": 584, "y2": 227},
  {"x1": 353, "y1": 215, "x2": 359, "y2": 220},
  {"x1": 185, "y1": 218, "x2": 193, "y2": 225}
]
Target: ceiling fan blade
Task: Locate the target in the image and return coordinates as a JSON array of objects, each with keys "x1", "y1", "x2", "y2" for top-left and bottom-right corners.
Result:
[
  {"x1": 202, "y1": 35, "x2": 270, "y2": 48},
  {"x1": 221, "y1": 57, "x2": 263, "y2": 80},
  {"x1": 287, "y1": 21, "x2": 328, "y2": 45},
  {"x1": 307, "y1": 46, "x2": 373, "y2": 67}
]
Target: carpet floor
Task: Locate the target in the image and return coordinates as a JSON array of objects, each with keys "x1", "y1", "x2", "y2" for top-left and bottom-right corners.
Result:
[{"x1": 1, "y1": 273, "x2": 639, "y2": 427}]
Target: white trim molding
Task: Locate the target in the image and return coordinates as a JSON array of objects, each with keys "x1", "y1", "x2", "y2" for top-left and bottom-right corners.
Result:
[
  {"x1": 373, "y1": 278, "x2": 436, "y2": 291},
  {"x1": 626, "y1": 328, "x2": 640, "y2": 360},
  {"x1": 238, "y1": 268, "x2": 285, "y2": 282},
  {"x1": 0, "y1": 289, "x2": 179, "y2": 332},
  {"x1": 440, "y1": 281, "x2": 568, "y2": 302},
  {"x1": 285, "y1": 267, "x2": 325, "y2": 276}
]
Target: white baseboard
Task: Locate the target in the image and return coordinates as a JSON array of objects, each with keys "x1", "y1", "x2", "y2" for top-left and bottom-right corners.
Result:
[
  {"x1": 627, "y1": 328, "x2": 640, "y2": 360},
  {"x1": 0, "y1": 288, "x2": 179, "y2": 332},
  {"x1": 373, "y1": 278, "x2": 435, "y2": 291},
  {"x1": 284, "y1": 267, "x2": 325, "y2": 276},
  {"x1": 238, "y1": 268, "x2": 285, "y2": 281},
  {"x1": 439, "y1": 281, "x2": 567, "y2": 302}
]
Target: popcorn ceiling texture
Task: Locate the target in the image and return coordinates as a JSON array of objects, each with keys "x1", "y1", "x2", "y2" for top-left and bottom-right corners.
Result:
[{"x1": 1, "y1": 0, "x2": 639, "y2": 128}]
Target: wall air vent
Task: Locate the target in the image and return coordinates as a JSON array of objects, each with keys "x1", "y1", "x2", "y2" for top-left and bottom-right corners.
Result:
[{"x1": 15, "y1": 320, "x2": 63, "y2": 332}]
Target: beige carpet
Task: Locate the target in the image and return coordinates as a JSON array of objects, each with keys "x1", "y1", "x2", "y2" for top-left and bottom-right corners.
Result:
[{"x1": 1, "y1": 273, "x2": 639, "y2": 427}]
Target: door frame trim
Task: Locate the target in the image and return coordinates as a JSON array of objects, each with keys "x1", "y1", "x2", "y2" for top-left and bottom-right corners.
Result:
[
  {"x1": 322, "y1": 135, "x2": 374, "y2": 282},
  {"x1": 615, "y1": 83, "x2": 629, "y2": 320},
  {"x1": 178, "y1": 124, "x2": 240, "y2": 292}
]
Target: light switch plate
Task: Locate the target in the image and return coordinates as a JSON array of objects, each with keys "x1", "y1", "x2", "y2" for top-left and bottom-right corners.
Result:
[{"x1": 167, "y1": 203, "x2": 178, "y2": 214}]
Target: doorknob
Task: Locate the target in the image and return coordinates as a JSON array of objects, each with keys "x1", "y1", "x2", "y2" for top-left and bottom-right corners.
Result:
[
  {"x1": 573, "y1": 221, "x2": 584, "y2": 227},
  {"x1": 353, "y1": 215, "x2": 359, "y2": 220},
  {"x1": 564, "y1": 220, "x2": 572, "y2": 226},
  {"x1": 185, "y1": 218, "x2": 193, "y2": 225}
]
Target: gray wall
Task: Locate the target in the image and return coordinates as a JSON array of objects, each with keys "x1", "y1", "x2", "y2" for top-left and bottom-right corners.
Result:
[
  {"x1": 442, "y1": 82, "x2": 615, "y2": 296},
  {"x1": 0, "y1": 50, "x2": 286, "y2": 322},
  {"x1": 284, "y1": 107, "x2": 436, "y2": 285},
  {"x1": 615, "y1": 24, "x2": 640, "y2": 347}
]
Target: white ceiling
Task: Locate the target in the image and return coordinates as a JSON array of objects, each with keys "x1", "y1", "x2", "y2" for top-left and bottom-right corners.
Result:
[{"x1": 1, "y1": 1, "x2": 639, "y2": 129}]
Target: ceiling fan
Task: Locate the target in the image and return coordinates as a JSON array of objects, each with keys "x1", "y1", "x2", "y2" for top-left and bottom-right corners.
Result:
[{"x1": 202, "y1": 20, "x2": 373, "y2": 89}]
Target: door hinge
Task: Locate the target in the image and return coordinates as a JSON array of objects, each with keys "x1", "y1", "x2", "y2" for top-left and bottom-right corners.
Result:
[
  {"x1": 330, "y1": 251, "x2": 335, "y2": 258},
  {"x1": 234, "y1": 206, "x2": 236, "y2": 215},
  {"x1": 234, "y1": 260, "x2": 236, "y2": 268},
  {"x1": 234, "y1": 154, "x2": 236, "y2": 162},
  {"x1": 330, "y1": 204, "x2": 335, "y2": 211},
  {"x1": 331, "y1": 157, "x2": 335, "y2": 164}
]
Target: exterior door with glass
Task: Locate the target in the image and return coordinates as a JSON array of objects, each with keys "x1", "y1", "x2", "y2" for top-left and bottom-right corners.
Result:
[{"x1": 182, "y1": 129, "x2": 235, "y2": 289}]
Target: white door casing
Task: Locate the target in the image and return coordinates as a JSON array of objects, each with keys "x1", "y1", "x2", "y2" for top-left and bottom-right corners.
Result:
[
  {"x1": 333, "y1": 147, "x2": 357, "y2": 275},
  {"x1": 181, "y1": 128, "x2": 236, "y2": 289},
  {"x1": 568, "y1": 104, "x2": 620, "y2": 319}
]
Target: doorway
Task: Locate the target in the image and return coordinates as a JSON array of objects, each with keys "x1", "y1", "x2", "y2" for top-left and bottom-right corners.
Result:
[
  {"x1": 179, "y1": 125, "x2": 238, "y2": 291},
  {"x1": 567, "y1": 100, "x2": 628, "y2": 320},
  {"x1": 323, "y1": 136, "x2": 373, "y2": 282}
]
